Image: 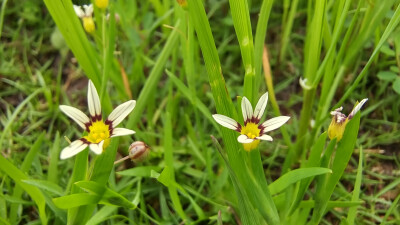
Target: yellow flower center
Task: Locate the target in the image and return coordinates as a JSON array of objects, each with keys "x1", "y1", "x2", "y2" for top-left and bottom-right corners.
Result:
[
  {"x1": 82, "y1": 17, "x2": 95, "y2": 33},
  {"x1": 84, "y1": 120, "x2": 111, "y2": 149},
  {"x1": 240, "y1": 122, "x2": 261, "y2": 151},
  {"x1": 241, "y1": 122, "x2": 260, "y2": 139}
]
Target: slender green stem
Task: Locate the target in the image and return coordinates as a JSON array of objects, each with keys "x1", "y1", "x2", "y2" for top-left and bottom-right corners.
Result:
[
  {"x1": 279, "y1": 0, "x2": 299, "y2": 64},
  {"x1": 0, "y1": 0, "x2": 8, "y2": 39},
  {"x1": 100, "y1": 12, "x2": 107, "y2": 102}
]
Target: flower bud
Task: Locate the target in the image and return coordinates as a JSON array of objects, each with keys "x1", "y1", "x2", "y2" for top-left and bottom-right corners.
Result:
[
  {"x1": 128, "y1": 141, "x2": 150, "y2": 162},
  {"x1": 95, "y1": 0, "x2": 109, "y2": 10},
  {"x1": 328, "y1": 99, "x2": 368, "y2": 141}
]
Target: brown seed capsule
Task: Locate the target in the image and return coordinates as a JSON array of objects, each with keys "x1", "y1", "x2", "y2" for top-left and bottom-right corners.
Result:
[
  {"x1": 129, "y1": 141, "x2": 150, "y2": 162},
  {"x1": 114, "y1": 141, "x2": 150, "y2": 165}
]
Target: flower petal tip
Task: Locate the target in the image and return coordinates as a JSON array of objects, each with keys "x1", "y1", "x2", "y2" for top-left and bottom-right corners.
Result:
[
  {"x1": 212, "y1": 114, "x2": 239, "y2": 130},
  {"x1": 237, "y1": 134, "x2": 254, "y2": 143}
]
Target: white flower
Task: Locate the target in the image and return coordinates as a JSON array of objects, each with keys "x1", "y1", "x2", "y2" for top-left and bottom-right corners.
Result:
[
  {"x1": 73, "y1": 4, "x2": 95, "y2": 33},
  {"x1": 73, "y1": 4, "x2": 93, "y2": 18},
  {"x1": 212, "y1": 92, "x2": 290, "y2": 151},
  {"x1": 59, "y1": 80, "x2": 136, "y2": 159}
]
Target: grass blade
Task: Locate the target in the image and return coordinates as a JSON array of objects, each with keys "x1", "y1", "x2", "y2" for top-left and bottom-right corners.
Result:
[{"x1": 0, "y1": 155, "x2": 47, "y2": 224}]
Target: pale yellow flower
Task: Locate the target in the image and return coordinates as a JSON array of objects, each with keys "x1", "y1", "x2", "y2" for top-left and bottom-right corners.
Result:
[{"x1": 328, "y1": 98, "x2": 368, "y2": 141}]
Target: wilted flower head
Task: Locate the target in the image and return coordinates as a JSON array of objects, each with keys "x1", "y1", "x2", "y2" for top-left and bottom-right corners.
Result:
[
  {"x1": 213, "y1": 92, "x2": 290, "y2": 151},
  {"x1": 73, "y1": 4, "x2": 95, "y2": 33},
  {"x1": 328, "y1": 98, "x2": 368, "y2": 141},
  {"x1": 59, "y1": 80, "x2": 136, "y2": 159}
]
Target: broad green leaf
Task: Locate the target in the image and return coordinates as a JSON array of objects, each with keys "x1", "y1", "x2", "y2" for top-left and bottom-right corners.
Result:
[
  {"x1": 0, "y1": 217, "x2": 11, "y2": 225},
  {"x1": 22, "y1": 179, "x2": 64, "y2": 196},
  {"x1": 86, "y1": 205, "x2": 118, "y2": 225},
  {"x1": 377, "y1": 71, "x2": 397, "y2": 81},
  {"x1": 117, "y1": 166, "x2": 161, "y2": 177},
  {"x1": 290, "y1": 133, "x2": 328, "y2": 214},
  {"x1": 311, "y1": 112, "x2": 361, "y2": 224},
  {"x1": 380, "y1": 44, "x2": 396, "y2": 56},
  {"x1": 70, "y1": 138, "x2": 119, "y2": 224},
  {"x1": 55, "y1": 181, "x2": 137, "y2": 210},
  {"x1": 75, "y1": 181, "x2": 136, "y2": 209},
  {"x1": 392, "y1": 77, "x2": 400, "y2": 94},
  {"x1": 269, "y1": 167, "x2": 332, "y2": 196},
  {"x1": 0, "y1": 133, "x2": 47, "y2": 225},
  {"x1": 53, "y1": 193, "x2": 100, "y2": 209},
  {"x1": 9, "y1": 132, "x2": 45, "y2": 224},
  {"x1": 2, "y1": 195, "x2": 33, "y2": 205}
]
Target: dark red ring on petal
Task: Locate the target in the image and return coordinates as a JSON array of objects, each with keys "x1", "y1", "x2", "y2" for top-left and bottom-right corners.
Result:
[
  {"x1": 105, "y1": 119, "x2": 113, "y2": 128},
  {"x1": 236, "y1": 124, "x2": 242, "y2": 132},
  {"x1": 258, "y1": 124, "x2": 264, "y2": 134},
  {"x1": 84, "y1": 122, "x2": 91, "y2": 132},
  {"x1": 90, "y1": 114, "x2": 102, "y2": 122},
  {"x1": 80, "y1": 137, "x2": 90, "y2": 144},
  {"x1": 245, "y1": 117, "x2": 260, "y2": 126}
]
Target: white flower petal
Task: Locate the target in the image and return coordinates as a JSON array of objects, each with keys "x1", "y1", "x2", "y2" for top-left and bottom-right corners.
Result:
[
  {"x1": 83, "y1": 4, "x2": 93, "y2": 17},
  {"x1": 87, "y1": 80, "x2": 102, "y2": 118},
  {"x1": 212, "y1": 114, "x2": 240, "y2": 130},
  {"x1": 237, "y1": 134, "x2": 254, "y2": 143},
  {"x1": 89, "y1": 140, "x2": 104, "y2": 155},
  {"x1": 256, "y1": 134, "x2": 273, "y2": 141},
  {"x1": 348, "y1": 98, "x2": 368, "y2": 119},
  {"x1": 60, "y1": 139, "x2": 88, "y2": 159},
  {"x1": 253, "y1": 92, "x2": 268, "y2": 121},
  {"x1": 299, "y1": 77, "x2": 312, "y2": 90},
  {"x1": 261, "y1": 116, "x2": 290, "y2": 133},
  {"x1": 111, "y1": 128, "x2": 136, "y2": 137},
  {"x1": 241, "y1": 97, "x2": 253, "y2": 122},
  {"x1": 330, "y1": 106, "x2": 343, "y2": 115},
  {"x1": 59, "y1": 105, "x2": 90, "y2": 130},
  {"x1": 107, "y1": 100, "x2": 136, "y2": 127},
  {"x1": 73, "y1": 5, "x2": 85, "y2": 18}
]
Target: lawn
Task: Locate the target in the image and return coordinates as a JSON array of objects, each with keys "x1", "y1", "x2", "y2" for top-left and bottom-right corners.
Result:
[{"x1": 0, "y1": 0, "x2": 399, "y2": 224}]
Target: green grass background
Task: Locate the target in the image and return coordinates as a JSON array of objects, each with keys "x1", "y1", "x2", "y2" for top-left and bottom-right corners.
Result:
[{"x1": 0, "y1": 0, "x2": 399, "y2": 224}]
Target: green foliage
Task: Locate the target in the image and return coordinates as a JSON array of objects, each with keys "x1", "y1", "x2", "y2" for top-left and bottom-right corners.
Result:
[{"x1": 1, "y1": 0, "x2": 399, "y2": 224}]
